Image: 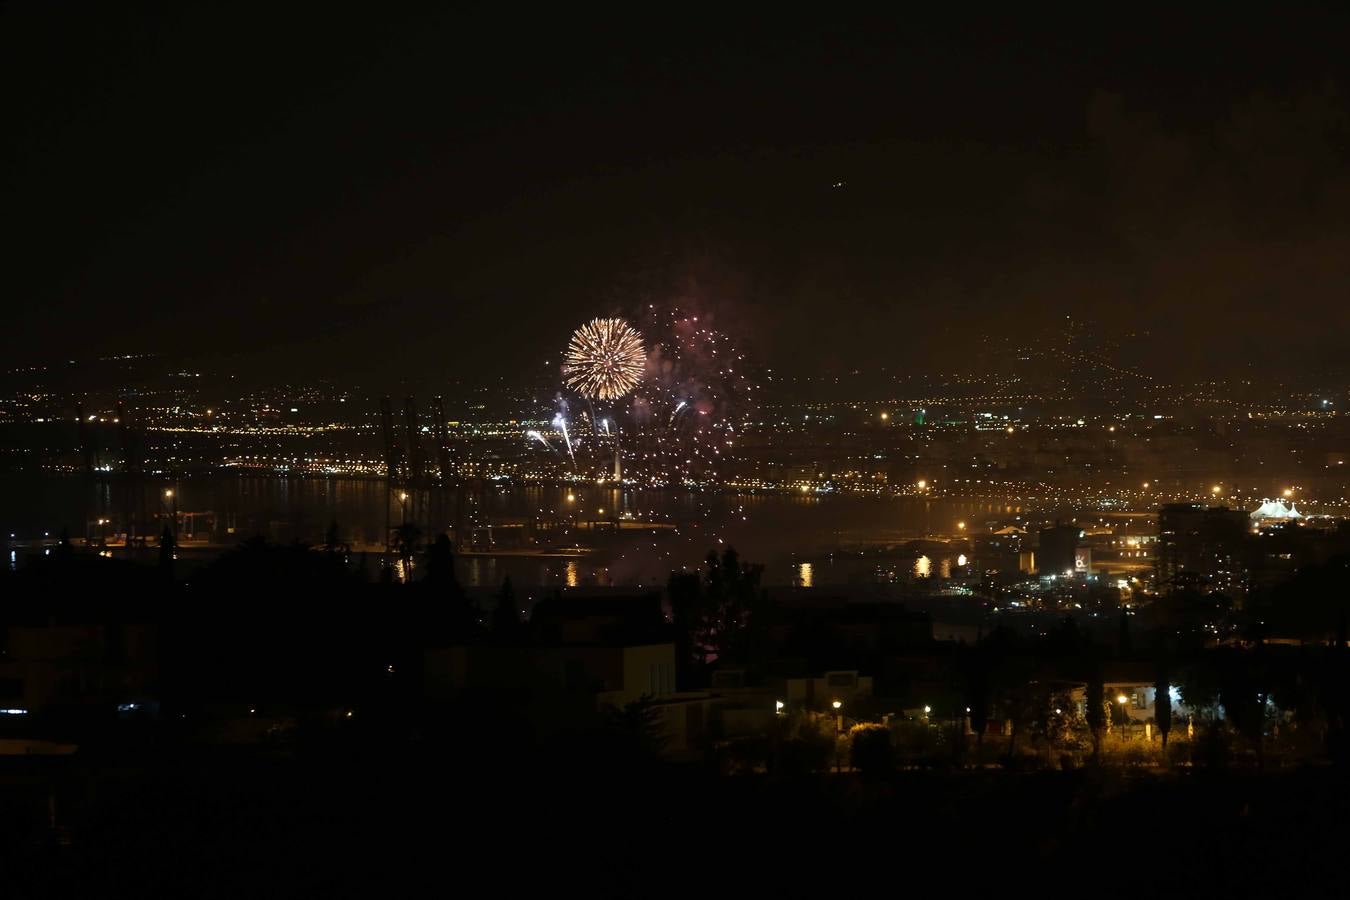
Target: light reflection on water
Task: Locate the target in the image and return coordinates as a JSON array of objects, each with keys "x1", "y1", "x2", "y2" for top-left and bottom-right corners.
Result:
[
  {"x1": 3, "y1": 474, "x2": 1060, "y2": 587},
  {"x1": 913, "y1": 555, "x2": 964, "y2": 580}
]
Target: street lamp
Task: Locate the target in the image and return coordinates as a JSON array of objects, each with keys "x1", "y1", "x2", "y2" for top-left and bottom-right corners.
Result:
[
  {"x1": 831, "y1": 700, "x2": 844, "y2": 772},
  {"x1": 1116, "y1": 693, "x2": 1129, "y2": 740},
  {"x1": 398, "y1": 491, "x2": 409, "y2": 523},
  {"x1": 164, "y1": 488, "x2": 177, "y2": 537}
]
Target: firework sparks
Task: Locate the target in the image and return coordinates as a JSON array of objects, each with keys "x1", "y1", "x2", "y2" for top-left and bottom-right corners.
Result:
[
  {"x1": 552, "y1": 413, "x2": 576, "y2": 464},
  {"x1": 526, "y1": 430, "x2": 556, "y2": 453},
  {"x1": 563, "y1": 317, "x2": 646, "y2": 400},
  {"x1": 535, "y1": 305, "x2": 757, "y2": 490}
]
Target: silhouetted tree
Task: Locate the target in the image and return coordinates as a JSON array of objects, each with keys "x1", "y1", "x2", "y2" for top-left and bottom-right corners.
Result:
[
  {"x1": 1085, "y1": 668, "x2": 1104, "y2": 763},
  {"x1": 963, "y1": 646, "x2": 991, "y2": 762},
  {"x1": 423, "y1": 533, "x2": 456, "y2": 586},
  {"x1": 1219, "y1": 650, "x2": 1269, "y2": 767},
  {"x1": 1156, "y1": 664, "x2": 1172, "y2": 752},
  {"x1": 1179, "y1": 661, "x2": 1221, "y2": 723},
  {"x1": 767, "y1": 711, "x2": 835, "y2": 775},
  {"x1": 668, "y1": 570, "x2": 701, "y2": 675},
  {"x1": 324, "y1": 518, "x2": 345, "y2": 557},
  {"x1": 701, "y1": 547, "x2": 763, "y2": 661},
  {"x1": 849, "y1": 723, "x2": 895, "y2": 778},
  {"x1": 1257, "y1": 554, "x2": 1350, "y2": 644},
  {"x1": 158, "y1": 526, "x2": 176, "y2": 577},
  {"x1": 422, "y1": 533, "x2": 474, "y2": 638},
  {"x1": 1001, "y1": 677, "x2": 1040, "y2": 763},
  {"x1": 1179, "y1": 659, "x2": 1228, "y2": 767},
  {"x1": 668, "y1": 547, "x2": 765, "y2": 678},
  {"x1": 204, "y1": 535, "x2": 351, "y2": 590},
  {"x1": 492, "y1": 576, "x2": 522, "y2": 637},
  {"x1": 391, "y1": 521, "x2": 421, "y2": 579},
  {"x1": 1034, "y1": 689, "x2": 1083, "y2": 765}
]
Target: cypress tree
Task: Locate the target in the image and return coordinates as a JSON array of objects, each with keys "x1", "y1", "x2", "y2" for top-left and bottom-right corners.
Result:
[{"x1": 1085, "y1": 669, "x2": 1104, "y2": 763}]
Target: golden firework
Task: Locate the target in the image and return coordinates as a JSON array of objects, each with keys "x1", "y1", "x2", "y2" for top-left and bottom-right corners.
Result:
[{"x1": 563, "y1": 317, "x2": 646, "y2": 400}]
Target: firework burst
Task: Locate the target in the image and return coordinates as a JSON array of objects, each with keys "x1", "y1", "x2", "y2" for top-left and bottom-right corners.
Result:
[
  {"x1": 530, "y1": 305, "x2": 758, "y2": 489},
  {"x1": 627, "y1": 305, "x2": 755, "y2": 486},
  {"x1": 563, "y1": 317, "x2": 646, "y2": 400}
]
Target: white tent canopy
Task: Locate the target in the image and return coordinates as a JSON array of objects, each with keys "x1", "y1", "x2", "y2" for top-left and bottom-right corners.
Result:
[{"x1": 1251, "y1": 498, "x2": 1303, "y2": 520}]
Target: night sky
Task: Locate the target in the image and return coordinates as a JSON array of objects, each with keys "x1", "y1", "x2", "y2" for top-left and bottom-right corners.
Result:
[{"x1": 6, "y1": 6, "x2": 1350, "y2": 382}]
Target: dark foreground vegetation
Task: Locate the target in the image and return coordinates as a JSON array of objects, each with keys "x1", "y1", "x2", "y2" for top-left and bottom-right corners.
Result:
[
  {"x1": 4, "y1": 534, "x2": 1350, "y2": 896},
  {"x1": 7, "y1": 747, "x2": 1350, "y2": 898}
]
